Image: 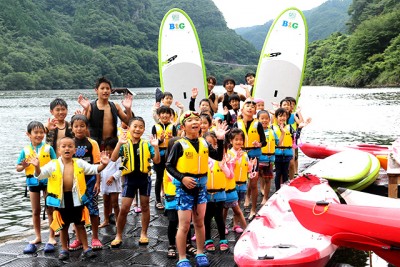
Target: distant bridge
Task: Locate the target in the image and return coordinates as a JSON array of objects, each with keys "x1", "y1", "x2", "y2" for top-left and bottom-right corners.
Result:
[{"x1": 206, "y1": 60, "x2": 257, "y2": 67}]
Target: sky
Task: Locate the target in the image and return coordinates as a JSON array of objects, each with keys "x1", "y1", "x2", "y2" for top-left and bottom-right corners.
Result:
[{"x1": 211, "y1": 0, "x2": 328, "y2": 29}]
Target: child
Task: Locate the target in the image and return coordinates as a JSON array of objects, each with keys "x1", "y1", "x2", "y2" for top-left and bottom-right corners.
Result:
[
  {"x1": 164, "y1": 137, "x2": 197, "y2": 259},
  {"x1": 30, "y1": 137, "x2": 110, "y2": 260},
  {"x1": 258, "y1": 110, "x2": 277, "y2": 204},
  {"x1": 77, "y1": 76, "x2": 133, "y2": 148},
  {"x1": 203, "y1": 132, "x2": 232, "y2": 252},
  {"x1": 218, "y1": 78, "x2": 246, "y2": 110},
  {"x1": 254, "y1": 98, "x2": 265, "y2": 113},
  {"x1": 99, "y1": 137, "x2": 121, "y2": 228},
  {"x1": 16, "y1": 121, "x2": 58, "y2": 254},
  {"x1": 225, "y1": 128, "x2": 254, "y2": 234},
  {"x1": 152, "y1": 106, "x2": 177, "y2": 210},
  {"x1": 223, "y1": 94, "x2": 241, "y2": 128},
  {"x1": 110, "y1": 117, "x2": 160, "y2": 248},
  {"x1": 166, "y1": 110, "x2": 228, "y2": 267},
  {"x1": 45, "y1": 98, "x2": 73, "y2": 153},
  {"x1": 233, "y1": 99, "x2": 266, "y2": 221},
  {"x1": 272, "y1": 108, "x2": 294, "y2": 191},
  {"x1": 199, "y1": 113, "x2": 212, "y2": 137},
  {"x1": 210, "y1": 113, "x2": 224, "y2": 132},
  {"x1": 189, "y1": 87, "x2": 214, "y2": 116},
  {"x1": 240, "y1": 72, "x2": 255, "y2": 97},
  {"x1": 152, "y1": 91, "x2": 184, "y2": 124},
  {"x1": 69, "y1": 114, "x2": 103, "y2": 250}
]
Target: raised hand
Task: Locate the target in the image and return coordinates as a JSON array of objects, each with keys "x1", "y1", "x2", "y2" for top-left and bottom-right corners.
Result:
[
  {"x1": 175, "y1": 101, "x2": 184, "y2": 110},
  {"x1": 149, "y1": 134, "x2": 159, "y2": 147},
  {"x1": 191, "y1": 88, "x2": 199, "y2": 99},
  {"x1": 252, "y1": 140, "x2": 262, "y2": 148},
  {"x1": 47, "y1": 116, "x2": 58, "y2": 131},
  {"x1": 26, "y1": 153, "x2": 39, "y2": 167},
  {"x1": 122, "y1": 93, "x2": 133, "y2": 110},
  {"x1": 100, "y1": 151, "x2": 110, "y2": 165},
  {"x1": 223, "y1": 106, "x2": 229, "y2": 115},
  {"x1": 214, "y1": 121, "x2": 229, "y2": 140},
  {"x1": 118, "y1": 131, "x2": 128, "y2": 144},
  {"x1": 78, "y1": 94, "x2": 90, "y2": 110}
]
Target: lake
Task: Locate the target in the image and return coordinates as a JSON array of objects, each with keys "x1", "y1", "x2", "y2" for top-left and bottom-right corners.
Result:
[{"x1": 1, "y1": 86, "x2": 399, "y2": 266}]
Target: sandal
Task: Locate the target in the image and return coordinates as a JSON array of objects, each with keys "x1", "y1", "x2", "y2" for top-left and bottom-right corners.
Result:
[
  {"x1": 204, "y1": 239, "x2": 215, "y2": 252},
  {"x1": 139, "y1": 237, "x2": 149, "y2": 245},
  {"x1": 58, "y1": 249, "x2": 70, "y2": 261},
  {"x1": 186, "y1": 244, "x2": 197, "y2": 257},
  {"x1": 155, "y1": 202, "x2": 164, "y2": 210},
  {"x1": 167, "y1": 245, "x2": 177, "y2": 259},
  {"x1": 219, "y1": 239, "x2": 229, "y2": 251},
  {"x1": 91, "y1": 239, "x2": 103, "y2": 250},
  {"x1": 233, "y1": 225, "x2": 244, "y2": 234},
  {"x1": 195, "y1": 253, "x2": 210, "y2": 267},
  {"x1": 111, "y1": 239, "x2": 122, "y2": 248},
  {"x1": 176, "y1": 258, "x2": 191, "y2": 267},
  {"x1": 68, "y1": 239, "x2": 82, "y2": 251}
]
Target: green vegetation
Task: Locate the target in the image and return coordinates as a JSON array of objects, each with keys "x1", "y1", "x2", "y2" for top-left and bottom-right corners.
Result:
[{"x1": 0, "y1": 0, "x2": 398, "y2": 90}]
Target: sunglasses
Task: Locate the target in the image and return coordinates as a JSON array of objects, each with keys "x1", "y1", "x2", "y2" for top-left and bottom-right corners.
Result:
[
  {"x1": 245, "y1": 101, "x2": 257, "y2": 106},
  {"x1": 183, "y1": 111, "x2": 200, "y2": 118}
]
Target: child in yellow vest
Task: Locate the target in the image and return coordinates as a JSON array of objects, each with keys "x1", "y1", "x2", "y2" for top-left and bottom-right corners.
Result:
[
  {"x1": 30, "y1": 137, "x2": 110, "y2": 260},
  {"x1": 166, "y1": 111, "x2": 228, "y2": 267},
  {"x1": 110, "y1": 117, "x2": 160, "y2": 248},
  {"x1": 16, "y1": 121, "x2": 57, "y2": 254}
]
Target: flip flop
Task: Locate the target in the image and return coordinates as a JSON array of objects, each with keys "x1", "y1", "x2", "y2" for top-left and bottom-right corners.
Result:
[
  {"x1": 110, "y1": 239, "x2": 122, "y2": 248},
  {"x1": 44, "y1": 243, "x2": 55, "y2": 253},
  {"x1": 23, "y1": 243, "x2": 37, "y2": 254},
  {"x1": 138, "y1": 237, "x2": 149, "y2": 246}
]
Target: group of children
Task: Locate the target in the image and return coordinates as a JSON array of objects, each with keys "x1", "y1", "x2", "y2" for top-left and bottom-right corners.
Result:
[{"x1": 16, "y1": 74, "x2": 310, "y2": 267}]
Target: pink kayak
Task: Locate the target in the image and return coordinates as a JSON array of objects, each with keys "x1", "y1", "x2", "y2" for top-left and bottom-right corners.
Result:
[
  {"x1": 234, "y1": 174, "x2": 339, "y2": 267},
  {"x1": 289, "y1": 199, "x2": 400, "y2": 266}
]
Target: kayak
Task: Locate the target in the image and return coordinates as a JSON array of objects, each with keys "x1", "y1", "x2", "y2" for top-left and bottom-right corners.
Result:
[
  {"x1": 234, "y1": 174, "x2": 339, "y2": 267},
  {"x1": 300, "y1": 142, "x2": 389, "y2": 170},
  {"x1": 289, "y1": 199, "x2": 400, "y2": 266},
  {"x1": 338, "y1": 187, "x2": 400, "y2": 208}
]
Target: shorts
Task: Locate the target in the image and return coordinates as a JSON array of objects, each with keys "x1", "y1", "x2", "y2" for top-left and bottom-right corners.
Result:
[
  {"x1": 224, "y1": 200, "x2": 239, "y2": 209},
  {"x1": 225, "y1": 190, "x2": 238, "y2": 203},
  {"x1": 85, "y1": 175, "x2": 99, "y2": 216},
  {"x1": 237, "y1": 190, "x2": 246, "y2": 201},
  {"x1": 29, "y1": 180, "x2": 47, "y2": 193},
  {"x1": 175, "y1": 186, "x2": 207, "y2": 211},
  {"x1": 259, "y1": 162, "x2": 274, "y2": 179},
  {"x1": 122, "y1": 175, "x2": 152, "y2": 198},
  {"x1": 57, "y1": 192, "x2": 84, "y2": 226}
]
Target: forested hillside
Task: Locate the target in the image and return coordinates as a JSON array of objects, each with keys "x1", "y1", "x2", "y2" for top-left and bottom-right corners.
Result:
[
  {"x1": 236, "y1": 0, "x2": 352, "y2": 50},
  {"x1": 0, "y1": 0, "x2": 258, "y2": 90},
  {"x1": 305, "y1": 0, "x2": 400, "y2": 87}
]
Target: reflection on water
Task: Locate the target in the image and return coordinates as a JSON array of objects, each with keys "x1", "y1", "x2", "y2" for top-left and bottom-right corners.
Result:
[{"x1": 1, "y1": 86, "x2": 399, "y2": 266}]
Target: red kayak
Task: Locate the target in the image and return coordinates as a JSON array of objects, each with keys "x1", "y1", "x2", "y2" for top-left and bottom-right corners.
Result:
[
  {"x1": 289, "y1": 199, "x2": 400, "y2": 266},
  {"x1": 300, "y1": 142, "x2": 389, "y2": 159},
  {"x1": 234, "y1": 175, "x2": 339, "y2": 267}
]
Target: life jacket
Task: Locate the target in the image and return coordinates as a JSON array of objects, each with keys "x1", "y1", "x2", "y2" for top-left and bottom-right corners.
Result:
[
  {"x1": 206, "y1": 159, "x2": 226, "y2": 191},
  {"x1": 261, "y1": 127, "x2": 278, "y2": 155},
  {"x1": 155, "y1": 123, "x2": 174, "y2": 149},
  {"x1": 120, "y1": 139, "x2": 151, "y2": 175},
  {"x1": 272, "y1": 124, "x2": 294, "y2": 156},
  {"x1": 228, "y1": 149, "x2": 248, "y2": 184},
  {"x1": 288, "y1": 113, "x2": 298, "y2": 130},
  {"x1": 236, "y1": 119, "x2": 260, "y2": 149},
  {"x1": 24, "y1": 143, "x2": 52, "y2": 186},
  {"x1": 46, "y1": 159, "x2": 87, "y2": 208},
  {"x1": 89, "y1": 100, "x2": 118, "y2": 144},
  {"x1": 176, "y1": 137, "x2": 209, "y2": 184}
]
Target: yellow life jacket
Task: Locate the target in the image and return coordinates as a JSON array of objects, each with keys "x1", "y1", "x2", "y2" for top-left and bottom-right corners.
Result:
[
  {"x1": 24, "y1": 143, "x2": 52, "y2": 176},
  {"x1": 209, "y1": 126, "x2": 217, "y2": 132},
  {"x1": 272, "y1": 124, "x2": 293, "y2": 148},
  {"x1": 47, "y1": 159, "x2": 87, "y2": 208},
  {"x1": 228, "y1": 149, "x2": 248, "y2": 184},
  {"x1": 206, "y1": 159, "x2": 226, "y2": 190},
  {"x1": 289, "y1": 113, "x2": 298, "y2": 131},
  {"x1": 120, "y1": 139, "x2": 151, "y2": 175},
  {"x1": 236, "y1": 119, "x2": 260, "y2": 148},
  {"x1": 261, "y1": 128, "x2": 277, "y2": 155},
  {"x1": 163, "y1": 170, "x2": 176, "y2": 196},
  {"x1": 176, "y1": 137, "x2": 209, "y2": 176},
  {"x1": 155, "y1": 123, "x2": 174, "y2": 149}
]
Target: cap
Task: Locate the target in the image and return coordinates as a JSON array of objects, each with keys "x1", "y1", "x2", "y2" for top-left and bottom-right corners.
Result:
[
  {"x1": 213, "y1": 113, "x2": 224, "y2": 121},
  {"x1": 254, "y1": 98, "x2": 264, "y2": 104}
]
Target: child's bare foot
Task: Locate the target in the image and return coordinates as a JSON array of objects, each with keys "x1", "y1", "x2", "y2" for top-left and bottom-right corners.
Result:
[
  {"x1": 29, "y1": 237, "x2": 42, "y2": 244},
  {"x1": 99, "y1": 221, "x2": 110, "y2": 228},
  {"x1": 48, "y1": 237, "x2": 57, "y2": 246},
  {"x1": 261, "y1": 198, "x2": 268, "y2": 205}
]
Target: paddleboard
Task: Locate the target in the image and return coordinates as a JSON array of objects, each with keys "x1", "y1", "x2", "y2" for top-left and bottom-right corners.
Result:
[
  {"x1": 304, "y1": 150, "x2": 372, "y2": 182},
  {"x1": 253, "y1": 7, "x2": 308, "y2": 110},
  {"x1": 329, "y1": 154, "x2": 380, "y2": 191},
  {"x1": 338, "y1": 187, "x2": 400, "y2": 208},
  {"x1": 158, "y1": 8, "x2": 207, "y2": 109}
]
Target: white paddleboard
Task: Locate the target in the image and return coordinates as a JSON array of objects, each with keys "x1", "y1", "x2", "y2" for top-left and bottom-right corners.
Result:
[
  {"x1": 158, "y1": 8, "x2": 207, "y2": 108},
  {"x1": 253, "y1": 7, "x2": 308, "y2": 110},
  {"x1": 339, "y1": 187, "x2": 400, "y2": 209}
]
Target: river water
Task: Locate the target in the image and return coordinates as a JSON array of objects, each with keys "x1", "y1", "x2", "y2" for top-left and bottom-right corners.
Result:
[{"x1": 1, "y1": 86, "x2": 399, "y2": 265}]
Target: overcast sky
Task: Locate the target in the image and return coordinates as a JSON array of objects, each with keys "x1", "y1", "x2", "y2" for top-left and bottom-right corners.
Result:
[{"x1": 211, "y1": 0, "x2": 328, "y2": 28}]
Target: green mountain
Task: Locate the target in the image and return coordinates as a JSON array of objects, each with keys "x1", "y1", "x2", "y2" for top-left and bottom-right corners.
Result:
[
  {"x1": 235, "y1": 0, "x2": 352, "y2": 50},
  {"x1": 0, "y1": 0, "x2": 258, "y2": 90}
]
